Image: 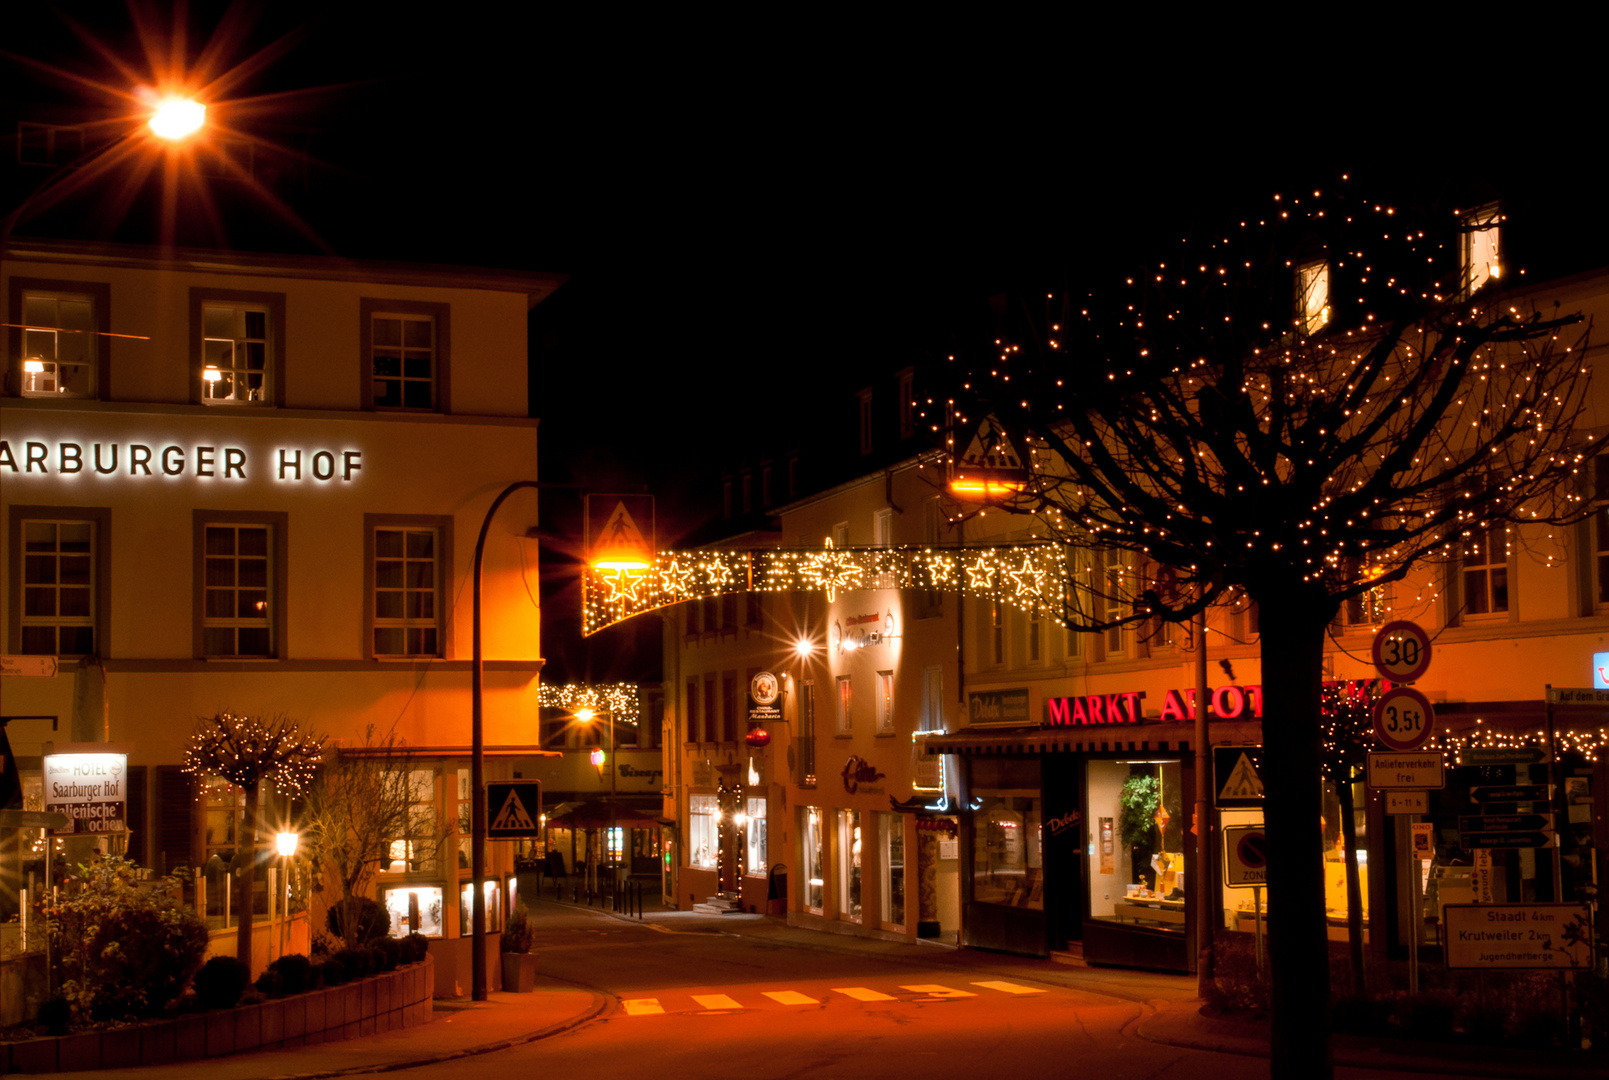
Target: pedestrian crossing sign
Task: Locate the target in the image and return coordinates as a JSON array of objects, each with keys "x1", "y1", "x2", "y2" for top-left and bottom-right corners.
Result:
[
  {"x1": 1212, "y1": 745, "x2": 1264, "y2": 808},
  {"x1": 485, "y1": 780, "x2": 543, "y2": 839}
]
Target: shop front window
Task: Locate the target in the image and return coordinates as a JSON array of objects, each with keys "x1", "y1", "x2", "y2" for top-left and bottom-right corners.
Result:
[
  {"x1": 838, "y1": 809, "x2": 862, "y2": 923},
  {"x1": 970, "y1": 757, "x2": 1042, "y2": 910},
  {"x1": 1087, "y1": 758, "x2": 1184, "y2": 931},
  {"x1": 459, "y1": 880, "x2": 501, "y2": 934},
  {"x1": 689, "y1": 794, "x2": 718, "y2": 870},
  {"x1": 882, "y1": 812, "x2": 905, "y2": 926},
  {"x1": 803, "y1": 807, "x2": 825, "y2": 913},
  {"x1": 382, "y1": 885, "x2": 444, "y2": 938}
]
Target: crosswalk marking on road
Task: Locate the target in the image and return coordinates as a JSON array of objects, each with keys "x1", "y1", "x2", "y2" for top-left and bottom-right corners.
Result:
[
  {"x1": 623, "y1": 999, "x2": 664, "y2": 1016},
  {"x1": 763, "y1": 990, "x2": 821, "y2": 1005},
  {"x1": 834, "y1": 987, "x2": 898, "y2": 1002},
  {"x1": 901, "y1": 984, "x2": 977, "y2": 998},
  {"x1": 693, "y1": 994, "x2": 744, "y2": 1010},
  {"x1": 972, "y1": 981, "x2": 1045, "y2": 995}
]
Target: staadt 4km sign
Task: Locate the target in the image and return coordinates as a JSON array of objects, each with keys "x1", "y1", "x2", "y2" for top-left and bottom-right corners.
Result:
[{"x1": 485, "y1": 780, "x2": 543, "y2": 840}]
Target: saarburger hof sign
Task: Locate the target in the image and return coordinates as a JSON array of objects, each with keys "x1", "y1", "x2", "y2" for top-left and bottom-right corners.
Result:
[{"x1": 43, "y1": 751, "x2": 128, "y2": 835}]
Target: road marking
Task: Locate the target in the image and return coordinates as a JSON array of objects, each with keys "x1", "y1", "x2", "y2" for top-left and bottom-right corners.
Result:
[
  {"x1": 763, "y1": 990, "x2": 820, "y2": 1005},
  {"x1": 834, "y1": 986, "x2": 898, "y2": 1002},
  {"x1": 622, "y1": 999, "x2": 664, "y2": 1016},
  {"x1": 692, "y1": 994, "x2": 743, "y2": 1010},
  {"x1": 901, "y1": 984, "x2": 977, "y2": 999},
  {"x1": 972, "y1": 980, "x2": 1045, "y2": 995}
]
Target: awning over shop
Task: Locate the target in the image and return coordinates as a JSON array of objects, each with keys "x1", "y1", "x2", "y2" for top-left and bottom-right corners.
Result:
[
  {"x1": 922, "y1": 724, "x2": 1197, "y2": 756},
  {"x1": 545, "y1": 800, "x2": 664, "y2": 828}
]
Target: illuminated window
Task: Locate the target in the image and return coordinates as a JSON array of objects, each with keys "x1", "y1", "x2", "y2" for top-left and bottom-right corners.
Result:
[
  {"x1": 836, "y1": 675, "x2": 853, "y2": 735},
  {"x1": 16, "y1": 516, "x2": 99, "y2": 656},
  {"x1": 803, "y1": 807, "x2": 825, "y2": 912},
  {"x1": 364, "y1": 299, "x2": 449, "y2": 412},
  {"x1": 1343, "y1": 558, "x2": 1389, "y2": 627},
  {"x1": 689, "y1": 794, "x2": 718, "y2": 870},
  {"x1": 1101, "y1": 548, "x2": 1130, "y2": 659},
  {"x1": 382, "y1": 885, "x2": 444, "y2": 938},
  {"x1": 1297, "y1": 260, "x2": 1329, "y2": 336},
  {"x1": 198, "y1": 518, "x2": 279, "y2": 658},
  {"x1": 1460, "y1": 521, "x2": 1508, "y2": 617},
  {"x1": 385, "y1": 769, "x2": 436, "y2": 873},
  {"x1": 1460, "y1": 204, "x2": 1501, "y2": 293},
  {"x1": 837, "y1": 809, "x2": 862, "y2": 922},
  {"x1": 875, "y1": 670, "x2": 894, "y2": 735},
  {"x1": 19, "y1": 291, "x2": 98, "y2": 398},
  {"x1": 881, "y1": 812, "x2": 904, "y2": 926},
  {"x1": 744, "y1": 796, "x2": 767, "y2": 873},
  {"x1": 459, "y1": 880, "x2": 501, "y2": 933},
  {"x1": 367, "y1": 515, "x2": 449, "y2": 659},
  {"x1": 190, "y1": 288, "x2": 283, "y2": 406}
]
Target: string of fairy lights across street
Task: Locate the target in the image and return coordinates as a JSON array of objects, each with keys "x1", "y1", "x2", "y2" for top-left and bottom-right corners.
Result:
[{"x1": 582, "y1": 542, "x2": 1071, "y2": 636}]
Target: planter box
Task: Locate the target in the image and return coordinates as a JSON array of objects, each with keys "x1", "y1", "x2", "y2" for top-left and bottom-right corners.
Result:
[
  {"x1": 234, "y1": 1002, "x2": 262, "y2": 1052},
  {"x1": 501, "y1": 952, "x2": 539, "y2": 993}
]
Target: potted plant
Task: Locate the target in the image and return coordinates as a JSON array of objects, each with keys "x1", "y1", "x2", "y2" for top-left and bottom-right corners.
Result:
[{"x1": 499, "y1": 902, "x2": 537, "y2": 992}]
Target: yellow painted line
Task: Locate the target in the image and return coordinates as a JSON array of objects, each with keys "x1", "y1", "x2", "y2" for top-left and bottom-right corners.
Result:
[
  {"x1": 693, "y1": 994, "x2": 744, "y2": 1010},
  {"x1": 901, "y1": 984, "x2": 977, "y2": 998},
  {"x1": 972, "y1": 980, "x2": 1046, "y2": 995},
  {"x1": 834, "y1": 986, "x2": 898, "y2": 1002},
  {"x1": 763, "y1": 990, "x2": 820, "y2": 1005},
  {"x1": 623, "y1": 998, "x2": 664, "y2": 1016}
]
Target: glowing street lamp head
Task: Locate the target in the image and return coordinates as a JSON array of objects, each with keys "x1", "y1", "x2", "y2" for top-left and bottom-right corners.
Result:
[
  {"x1": 794, "y1": 638, "x2": 814, "y2": 658},
  {"x1": 149, "y1": 97, "x2": 206, "y2": 140},
  {"x1": 575, "y1": 708, "x2": 596, "y2": 722},
  {"x1": 275, "y1": 831, "x2": 298, "y2": 858}
]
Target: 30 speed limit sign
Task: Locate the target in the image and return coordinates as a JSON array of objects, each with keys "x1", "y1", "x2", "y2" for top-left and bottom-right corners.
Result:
[
  {"x1": 1372, "y1": 620, "x2": 1431, "y2": 683},
  {"x1": 1374, "y1": 685, "x2": 1435, "y2": 751}
]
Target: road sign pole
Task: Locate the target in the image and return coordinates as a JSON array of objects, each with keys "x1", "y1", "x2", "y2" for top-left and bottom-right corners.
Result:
[
  {"x1": 1252, "y1": 886, "x2": 1264, "y2": 979},
  {"x1": 1545, "y1": 687, "x2": 1564, "y2": 902},
  {"x1": 1406, "y1": 815, "x2": 1420, "y2": 995}
]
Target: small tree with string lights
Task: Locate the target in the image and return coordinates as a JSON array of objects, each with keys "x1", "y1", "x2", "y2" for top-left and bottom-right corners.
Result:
[
  {"x1": 183, "y1": 712, "x2": 322, "y2": 973},
  {"x1": 1319, "y1": 679, "x2": 1377, "y2": 997},
  {"x1": 938, "y1": 178, "x2": 1603, "y2": 1079}
]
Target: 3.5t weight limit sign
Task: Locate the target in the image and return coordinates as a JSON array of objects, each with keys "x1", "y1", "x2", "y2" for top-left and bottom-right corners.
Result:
[{"x1": 1374, "y1": 685, "x2": 1435, "y2": 751}]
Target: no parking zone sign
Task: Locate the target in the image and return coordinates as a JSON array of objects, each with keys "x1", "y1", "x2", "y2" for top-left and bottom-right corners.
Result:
[{"x1": 1223, "y1": 825, "x2": 1268, "y2": 888}]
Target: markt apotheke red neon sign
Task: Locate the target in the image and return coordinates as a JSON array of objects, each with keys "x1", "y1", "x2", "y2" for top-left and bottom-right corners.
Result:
[{"x1": 1045, "y1": 679, "x2": 1387, "y2": 727}]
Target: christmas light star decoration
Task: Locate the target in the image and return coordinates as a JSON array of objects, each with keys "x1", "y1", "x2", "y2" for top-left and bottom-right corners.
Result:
[
  {"x1": 582, "y1": 543, "x2": 1068, "y2": 636},
  {"x1": 537, "y1": 682, "x2": 642, "y2": 726}
]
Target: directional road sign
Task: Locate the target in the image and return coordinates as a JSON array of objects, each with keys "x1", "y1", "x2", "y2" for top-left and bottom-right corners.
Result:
[
  {"x1": 1444, "y1": 903, "x2": 1593, "y2": 969},
  {"x1": 1462, "y1": 747, "x2": 1547, "y2": 765},
  {"x1": 1470, "y1": 785, "x2": 1553, "y2": 803},
  {"x1": 1459, "y1": 812, "x2": 1555, "y2": 849},
  {"x1": 486, "y1": 780, "x2": 544, "y2": 839},
  {"x1": 1546, "y1": 686, "x2": 1609, "y2": 705},
  {"x1": 1223, "y1": 825, "x2": 1268, "y2": 888}
]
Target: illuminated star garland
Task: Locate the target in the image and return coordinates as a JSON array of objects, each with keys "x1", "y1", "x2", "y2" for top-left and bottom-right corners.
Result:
[
  {"x1": 537, "y1": 682, "x2": 642, "y2": 726},
  {"x1": 584, "y1": 543, "x2": 1070, "y2": 636},
  {"x1": 1433, "y1": 718, "x2": 1609, "y2": 765}
]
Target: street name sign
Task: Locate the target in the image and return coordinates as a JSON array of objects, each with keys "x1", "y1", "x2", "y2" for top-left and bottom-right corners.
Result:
[
  {"x1": 1373, "y1": 685, "x2": 1435, "y2": 751},
  {"x1": 1384, "y1": 790, "x2": 1428, "y2": 815},
  {"x1": 1222, "y1": 825, "x2": 1268, "y2": 888},
  {"x1": 1443, "y1": 904, "x2": 1592, "y2": 969},
  {"x1": 1546, "y1": 686, "x2": 1609, "y2": 705},
  {"x1": 1462, "y1": 747, "x2": 1547, "y2": 765},
  {"x1": 485, "y1": 780, "x2": 543, "y2": 840},
  {"x1": 1470, "y1": 785, "x2": 1552, "y2": 803},
  {"x1": 1459, "y1": 812, "x2": 1556, "y2": 849},
  {"x1": 1366, "y1": 751, "x2": 1445, "y2": 789},
  {"x1": 1372, "y1": 621, "x2": 1432, "y2": 683}
]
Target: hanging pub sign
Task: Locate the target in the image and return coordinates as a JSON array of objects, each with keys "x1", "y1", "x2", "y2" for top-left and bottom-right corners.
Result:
[
  {"x1": 43, "y1": 750, "x2": 128, "y2": 835},
  {"x1": 748, "y1": 671, "x2": 782, "y2": 723}
]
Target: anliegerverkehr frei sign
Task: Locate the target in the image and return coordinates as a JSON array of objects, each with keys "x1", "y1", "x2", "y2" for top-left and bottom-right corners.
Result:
[{"x1": 43, "y1": 751, "x2": 128, "y2": 835}]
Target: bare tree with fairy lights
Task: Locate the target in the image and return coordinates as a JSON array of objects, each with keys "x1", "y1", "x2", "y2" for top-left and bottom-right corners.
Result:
[
  {"x1": 937, "y1": 178, "x2": 1603, "y2": 1079},
  {"x1": 183, "y1": 711, "x2": 323, "y2": 973}
]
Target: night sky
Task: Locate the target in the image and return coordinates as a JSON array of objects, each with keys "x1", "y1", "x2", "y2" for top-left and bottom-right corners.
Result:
[{"x1": 7, "y1": 5, "x2": 1602, "y2": 682}]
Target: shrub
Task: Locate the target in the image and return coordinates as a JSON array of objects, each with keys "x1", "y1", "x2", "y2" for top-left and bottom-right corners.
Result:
[
  {"x1": 36, "y1": 996, "x2": 72, "y2": 1036},
  {"x1": 194, "y1": 955, "x2": 251, "y2": 1010},
  {"x1": 46, "y1": 855, "x2": 209, "y2": 1022},
  {"x1": 317, "y1": 957, "x2": 348, "y2": 986},
  {"x1": 254, "y1": 969, "x2": 284, "y2": 997},
  {"x1": 502, "y1": 902, "x2": 535, "y2": 954},
  {"x1": 404, "y1": 932, "x2": 429, "y2": 963},
  {"x1": 334, "y1": 947, "x2": 373, "y2": 978},
  {"x1": 376, "y1": 937, "x2": 401, "y2": 971},
  {"x1": 369, "y1": 944, "x2": 390, "y2": 973},
  {"x1": 327, "y1": 897, "x2": 388, "y2": 945},
  {"x1": 270, "y1": 953, "x2": 314, "y2": 995}
]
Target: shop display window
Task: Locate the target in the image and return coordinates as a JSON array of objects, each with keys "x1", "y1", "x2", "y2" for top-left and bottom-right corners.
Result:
[
  {"x1": 1322, "y1": 777, "x2": 1370, "y2": 935},
  {"x1": 689, "y1": 794, "x2": 718, "y2": 870},
  {"x1": 1087, "y1": 758, "x2": 1184, "y2": 931},
  {"x1": 970, "y1": 756, "x2": 1042, "y2": 910},
  {"x1": 838, "y1": 809, "x2": 863, "y2": 922},
  {"x1": 744, "y1": 796, "x2": 767, "y2": 873},
  {"x1": 459, "y1": 880, "x2": 501, "y2": 934},
  {"x1": 803, "y1": 807, "x2": 825, "y2": 913},
  {"x1": 382, "y1": 885, "x2": 443, "y2": 938},
  {"x1": 882, "y1": 812, "x2": 905, "y2": 926}
]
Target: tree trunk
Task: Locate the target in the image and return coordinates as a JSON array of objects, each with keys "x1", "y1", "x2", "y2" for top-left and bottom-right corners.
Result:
[
  {"x1": 1338, "y1": 767, "x2": 1365, "y2": 996},
  {"x1": 1255, "y1": 590, "x2": 1334, "y2": 1080},
  {"x1": 237, "y1": 779, "x2": 258, "y2": 972}
]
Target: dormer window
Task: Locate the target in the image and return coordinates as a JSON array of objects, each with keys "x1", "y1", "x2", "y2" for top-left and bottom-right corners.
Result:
[
  {"x1": 1296, "y1": 260, "x2": 1329, "y2": 337},
  {"x1": 1461, "y1": 204, "x2": 1501, "y2": 293}
]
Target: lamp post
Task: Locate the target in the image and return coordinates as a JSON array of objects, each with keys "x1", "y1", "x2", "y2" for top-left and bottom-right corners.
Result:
[
  {"x1": 579, "y1": 708, "x2": 617, "y2": 894},
  {"x1": 275, "y1": 831, "x2": 298, "y2": 964},
  {"x1": 470, "y1": 480, "x2": 542, "y2": 1001}
]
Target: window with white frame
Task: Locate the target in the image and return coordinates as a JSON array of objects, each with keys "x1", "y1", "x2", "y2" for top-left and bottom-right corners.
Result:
[
  {"x1": 744, "y1": 796, "x2": 767, "y2": 873},
  {"x1": 832, "y1": 521, "x2": 849, "y2": 549},
  {"x1": 201, "y1": 303, "x2": 271, "y2": 403},
  {"x1": 372, "y1": 525, "x2": 442, "y2": 657},
  {"x1": 1460, "y1": 521, "x2": 1508, "y2": 618},
  {"x1": 1028, "y1": 608, "x2": 1042, "y2": 663},
  {"x1": 875, "y1": 670, "x2": 894, "y2": 735},
  {"x1": 689, "y1": 794, "x2": 718, "y2": 870},
  {"x1": 18, "y1": 518, "x2": 96, "y2": 656},
  {"x1": 1343, "y1": 557, "x2": 1389, "y2": 626},
  {"x1": 386, "y1": 769, "x2": 436, "y2": 872},
  {"x1": 1461, "y1": 204, "x2": 1501, "y2": 293},
  {"x1": 881, "y1": 812, "x2": 905, "y2": 926},
  {"x1": 836, "y1": 675, "x2": 853, "y2": 735},
  {"x1": 1101, "y1": 548, "x2": 1130, "y2": 658},
  {"x1": 873, "y1": 508, "x2": 893, "y2": 547},
  {"x1": 1297, "y1": 259, "x2": 1329, "y2": 336},
  {"x1": 371, "y1": 313, "x2": 436, "y2": 409},
  {"x1": 200, "y1": 521, "x2": 275, "y2": 657},
  {"x1": 20, "y1": 291, "x2": 97, "y2": 398}
]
